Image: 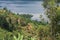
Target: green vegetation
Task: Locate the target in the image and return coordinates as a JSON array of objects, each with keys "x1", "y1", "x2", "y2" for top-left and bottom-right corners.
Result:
[
  {"x1": 0, "y1": 8, "x2": 49, "y2": 40},
  {"x1": 0, "y1": 0, "x2": 60, "y2": 40},
  {"x1": 43, "y1": 0, "x2": 60, "y2": 40}
]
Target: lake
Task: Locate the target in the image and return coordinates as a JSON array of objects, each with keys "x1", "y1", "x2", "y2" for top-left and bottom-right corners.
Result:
[{"x1": 0, "y1": 1, "x2": 45, "y2": 21}]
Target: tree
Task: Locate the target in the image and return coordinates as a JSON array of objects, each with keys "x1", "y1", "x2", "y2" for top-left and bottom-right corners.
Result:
[
  {"x1": 56, "y1": 6, "x2": 60, "y2": 33},
  {"x1": 57, "y1": 0, "x2": 60, "y2": 3},
  {"x1": 19, "y1": 14, "x2": 33, "y2": 25},
  {"x1": 43, "y1": 0, "x2": 58, "y2": 40},
  {"x1": 20, "y1": 14, "x2": 33, "y2": 19}
]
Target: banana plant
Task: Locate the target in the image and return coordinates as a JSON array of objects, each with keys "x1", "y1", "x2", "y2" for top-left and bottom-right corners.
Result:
[
  {"x1": 30, "y1": 37, "x2": 36, "y2": 40},
  {"x1": 13, "y1": 33, "x2": 23, "y2": 40}
]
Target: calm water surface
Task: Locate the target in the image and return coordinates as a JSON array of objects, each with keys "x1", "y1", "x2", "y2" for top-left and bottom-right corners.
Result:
[{"x1": 0, "y1": 1, "x2": 45, "y2": 20}]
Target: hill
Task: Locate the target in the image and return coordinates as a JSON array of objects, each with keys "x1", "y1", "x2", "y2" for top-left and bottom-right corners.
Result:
[{"x1": 0, "y1": 8, "x2": 52, "y2": 40}]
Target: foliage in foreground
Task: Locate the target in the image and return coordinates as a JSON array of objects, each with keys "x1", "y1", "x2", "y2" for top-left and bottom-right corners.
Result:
[{"x1": 0, "y1": 6, "x2": 60, "y2": 40}]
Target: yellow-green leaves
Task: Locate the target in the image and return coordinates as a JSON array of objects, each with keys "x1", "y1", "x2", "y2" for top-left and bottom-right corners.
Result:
[
  {"x1": 13, "y1": 33, "x2": 23, "y2": 40},
  {"x1": 48, "y1": 0, "x2": 56, "y2": 7}
]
